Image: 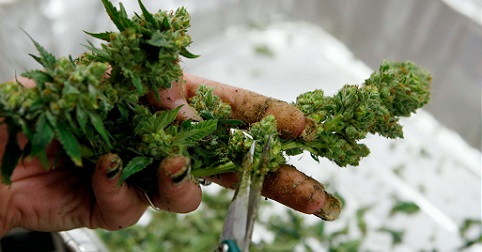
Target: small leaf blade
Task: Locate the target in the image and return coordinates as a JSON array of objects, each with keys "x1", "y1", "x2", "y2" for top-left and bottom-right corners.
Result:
[
  {"x1": 156, "y1": 106, "x2": 182, "y2": 129},
  {"x1": 180, "y1": 47, "x2": 200, "y2": 59},
  {"x1": 89, "y1": 113, "x2": 112, "y2": 149},
  {"x1": 30, "y1": 114, "x2": 55, "y2": 167},
  {"x1": 138, "y1": 0, "x2": 156, "y2": 28},
  {"x1": 84, "y1": 31, "x2": 112, "y2": 42},
  {"x1": 101, "y1": 0, "x2": 125, "y2": 31},
  {"x1": 21, "y1": 70, "x2": 52, "y2": 90},
  {"x1": 55, "y1": 121, "x2": 82, "y2": 166},
  {"x1": 22, "y1": 30, "x2": 57, "y2": 71},
  {"x1": 174, "y1": 119, "x2": 217, "y2": 146},
  {"x1": 120, "y1": 156, "x2": 153, "y2": 183}
]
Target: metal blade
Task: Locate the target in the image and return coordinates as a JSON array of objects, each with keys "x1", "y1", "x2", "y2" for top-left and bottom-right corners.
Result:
[
  {"x1": 242, "y1": 136, "x2": 272, "y2": 252},
  {"x1": 220, "y1": 141, "x2": 256, "y2": 248}
]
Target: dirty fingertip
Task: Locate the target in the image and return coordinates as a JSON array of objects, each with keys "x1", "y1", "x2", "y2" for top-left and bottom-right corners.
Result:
[{"x1": 313, "y1": 192, "x2": 342, "y2": 221}]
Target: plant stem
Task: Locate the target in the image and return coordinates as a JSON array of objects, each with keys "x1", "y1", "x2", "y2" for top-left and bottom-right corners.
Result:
[{"x1": 191, "y1": 161, "x2": 237, "y2": 177}]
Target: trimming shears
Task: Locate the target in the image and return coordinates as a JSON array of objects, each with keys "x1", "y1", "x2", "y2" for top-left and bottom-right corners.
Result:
[{"x1": 216, "y1": 136, "x2": 272, "y2": 252}]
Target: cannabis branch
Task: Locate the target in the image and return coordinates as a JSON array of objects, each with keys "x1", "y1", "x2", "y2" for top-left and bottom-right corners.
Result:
[{"x1": 0, "y1": 0, "x2": 431, "y2": 214}]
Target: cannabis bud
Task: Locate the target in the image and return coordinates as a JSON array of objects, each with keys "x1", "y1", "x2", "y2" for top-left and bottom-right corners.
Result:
[{"x1": 0, "y1": 0, "x2": 432, "y2": 192}]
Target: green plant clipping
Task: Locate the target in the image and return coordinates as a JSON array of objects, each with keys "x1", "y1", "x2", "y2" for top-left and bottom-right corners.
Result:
[{"x1": 0, "y1": 0, "x2": 431, "y2": 197}]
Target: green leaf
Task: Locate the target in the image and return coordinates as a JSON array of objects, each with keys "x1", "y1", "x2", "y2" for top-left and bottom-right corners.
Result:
[
  {"x1": 138, "y1": 0, "x2": 156, "y2": 28},
  {"x1": 45, "y1": 110, "x2": 57, "y2": 128},
  {"x1": 377, "y1": 227, "x2": 404, "y2": 246},
  {"x1": 101, "y1": 0, "x2": 126, "y2": 31},
  {"x1": 389, "y1": 201, "x2": 420, "y2": 216},
  {"x1": 84, "y1": 31, "x2": 112, "y2": 42},
  {"x1": 131, "y1": 73, "x2": 144, "y2": 95},
  {"x1": 100, "y1": 0, "x2": 136, "y2": 32},
  {"x1": 21, "y1": 70, "x2": 52, "y2": 90},
  {"x1": 82, "y1": 41, "x2": 110, "y2": 62},
  {"x1": 23, "y1": 30, "x2": 57, "y2": 71},
  {"x1": 174, "y1": 119, "x2": 217, "y2": 146},
  {"x1": 160, "y1": 16, "x2": 170, "y2": 30},
  {"x1": 55, "y1": 121, "x2": 82, "y2": 166},
  {"x1": 459, "y1": 219, "x2": 482, "y2": 238},
  {"x1": 89, "y1": 113, "x2": 112, "y2": 149},
  {"x1": 180, "y1": 47, "x2": 200, "y2": 59},
  {"x1": 1, "y1": 120, "x2": 22, "y2": 184},
  {"x1": 156, "y1": 106, "x2": 181, "y2": 129},
  {"x1": 356, "y1": 206, "x2": 370, "y2": 237},
  {"x1": 30, "y1": 114, "x2": 55, "y2": 167},
  {"x1": 147, "y1": 31, "x2": 172, "y2": 48},
  {"x1": 76, "y1": 106, "x2": 88, "y2": 134},
  {"x1": 120, "y1": 156, "x2": 153, "y2": 183},
  {"x1": 329, "y1": 240, "x2": 361, "y2": 252}
]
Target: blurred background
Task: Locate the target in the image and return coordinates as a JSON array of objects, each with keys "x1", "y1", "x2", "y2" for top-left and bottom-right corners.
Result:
[{"x1": 0, "y1": 0, "x2": 480, "y2": 251}]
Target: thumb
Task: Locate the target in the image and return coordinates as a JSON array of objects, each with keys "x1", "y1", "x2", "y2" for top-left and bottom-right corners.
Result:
[
  {"x1": 145, "y1": 79, "x2": 202, "y2": 121},
  {"x1": 90, "y1": 153, "x2": 147, "y2": 230}
]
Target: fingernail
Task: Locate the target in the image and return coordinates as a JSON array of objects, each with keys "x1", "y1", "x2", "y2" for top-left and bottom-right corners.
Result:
[
  {"x1": 313, "y1": 192, "x2": 342, "y2": 221},
  {"x1": 106, "y1": 156, "x2": 122, "y2": 179},
  {"x1": 171, "y1": 159, "x2": 191, "y2": 186}
]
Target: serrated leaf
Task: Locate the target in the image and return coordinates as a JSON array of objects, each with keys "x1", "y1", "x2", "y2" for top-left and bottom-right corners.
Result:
[
  {"x1": 120, "y1": 156, "x2": 153, "y2": 183},
  {"x1": 55, "y1": 121, "x2": 82, "y2": 166},
  {"x1": 173, "y1": 119, "x2": 217, "y2": 146},
  {"x1": 82, "y1": 41, "x2": 110, "y2": 62},
  {"x1": 45, "y1": 110, "x2": 57, "y2": 128},
  {"x1": 21, "y1": 70, "x2": 52, "y2": 90},
  {"x1": 84, "y1": 31, "x2": 112, "y2": 42},
  {"x1": 161, "y1": 16, "x2": 170, "y2": 30},
  {"x1": 122, "y1": 68, "x2": 144, "y2": 95},
  {"x1": 131, "y1": 73, "x2": 144, "y2": 95},
  {"x1": 23, "y1": 30, "x2": 57, "y2": 71},
  {"x1": 30, "y1": 114, "x2": 54, "y2": 167},
  {"x1": 118, "y1": 3, "x2": 129, "y2": 20},
  {"x1": 1, "y1": 121, "x2": 22, "y2": 184},
  {"x1": 156, "y1": 106, "x2": 181, "y2": 129},
  {"x1": 138, "y1": 0, "x2": 156, "y2": 28},
  {"x1": 89, "y1": 113, "x2": 112, "y2": 149},
  {"x1": 219, "y1": 119, "x2": 245, "y2": 127},
  {"x1": 76, "y1": 106, "x2": 88, "y2": 134},
  {"x1": 101, "y1": 0, "x2": 126, "y2": 31},
  {"x1": 149, "y1": 84, "x2": 161, "y2": 103},
  {"x1": 116, "y1": 103, "x2": 130, "y2": 121}
]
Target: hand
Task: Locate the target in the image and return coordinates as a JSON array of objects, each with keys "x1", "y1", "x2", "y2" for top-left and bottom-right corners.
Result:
[
  {"x1": 149, "y1": 74, "x2": 341, "y2": 219},
  {"x1": 0, "y1": 74, "x2": 340, "y2": 237}
]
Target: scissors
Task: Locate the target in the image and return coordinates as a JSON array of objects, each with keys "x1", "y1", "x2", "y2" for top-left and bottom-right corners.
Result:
[{"x1": 216, "y1": 136, "x2": 272, "y2": 252}]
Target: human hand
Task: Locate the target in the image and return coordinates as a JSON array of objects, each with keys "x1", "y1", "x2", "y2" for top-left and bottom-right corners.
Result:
[
  {"x1": 0, "y1": 74, "x2": 340, "y2": 237},
  {"x1": 0, "y1": 125, "x2": 200, "y2": 237},
  {"x1": 148, "y1": 73, "x2": 341, "y2": 219}
]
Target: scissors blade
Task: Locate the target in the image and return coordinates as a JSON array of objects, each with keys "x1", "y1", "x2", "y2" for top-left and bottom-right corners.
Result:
[
  {"x1": 243, "y1": 136, "x2": 272, "y2": 249},
  {"x1": 220, "y1": 141, "x2": 256, "y2": 248}
]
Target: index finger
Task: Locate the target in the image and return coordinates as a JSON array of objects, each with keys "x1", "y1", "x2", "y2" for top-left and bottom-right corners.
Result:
[
  {"x1": 205, "y1": 165, "x2": 342, "y2": 221},
  {"x1": 183, "y1": 73, "x2": 307, "y2": 139}
]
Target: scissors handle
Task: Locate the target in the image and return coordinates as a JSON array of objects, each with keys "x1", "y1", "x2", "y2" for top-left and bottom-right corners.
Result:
[{"x1": 217, "y1": 240, "x2": 241, "y2": 252}]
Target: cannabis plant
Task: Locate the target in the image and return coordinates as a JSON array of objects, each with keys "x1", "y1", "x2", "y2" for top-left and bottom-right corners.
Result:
[{"x1": 0, "y1": 0, "x2": 431, "y2": 205}]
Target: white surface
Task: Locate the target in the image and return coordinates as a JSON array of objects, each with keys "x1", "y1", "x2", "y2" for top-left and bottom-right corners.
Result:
[
  {"x1": 0, "y1": 0, "x2": 480, "y2": 250},
  {"x1": 185, "y1": 22, "x2": 482, "y2": 251}
]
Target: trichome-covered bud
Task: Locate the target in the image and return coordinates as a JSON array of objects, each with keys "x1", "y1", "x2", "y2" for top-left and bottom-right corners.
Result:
[
  {"x1": 292, "y1": 60, "x2": 431, "y2": 166},
  {"x1": 364, "y1": 61, "x2": 431, "y2": 117},
  {"x1": 189, "y1": 85, "x2": 231, "y2": 119}
]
